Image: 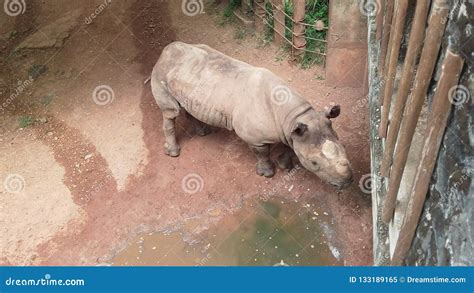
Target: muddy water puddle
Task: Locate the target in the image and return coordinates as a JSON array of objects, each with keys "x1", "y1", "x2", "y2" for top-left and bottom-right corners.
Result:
[{"x1": 112, "y1": 198, "x2": 343, "y2": 266}]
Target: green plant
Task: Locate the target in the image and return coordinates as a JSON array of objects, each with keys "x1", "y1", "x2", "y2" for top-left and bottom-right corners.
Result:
[
  {"x1": 263, "y1": 1, "x2": 274, "y2": 43},
  {"x1": 283, "y1": 0, "x2": 294, "y2": 42},
  {"x1": 223, "y1": 0, "x2": 241, "y2": 18},
  {"x1": 258, "y1": 0, "x2": 328, "y2": 68},
  {"x1": 18, "y1": 115, "x2": 34, "y2": 128},
  {"x1": 302, "y1": 0, "x2": 328, "y2": 67}
]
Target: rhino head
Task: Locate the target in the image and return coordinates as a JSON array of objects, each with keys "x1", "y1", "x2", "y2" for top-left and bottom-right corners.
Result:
[{"x1": 290, "y1": 104, "x2": 353, "y2": 189}]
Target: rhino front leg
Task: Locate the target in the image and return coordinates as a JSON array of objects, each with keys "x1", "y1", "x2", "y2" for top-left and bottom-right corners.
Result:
[
  {"x1": 162, "y1": 115, "x2": 180, "y2": 157},
  {"x1": 276, "y1": 146, "x2": 299, "y2": 170},
  {"x1": 250, "y1": 144, "x2": 275, "y2": 178}
]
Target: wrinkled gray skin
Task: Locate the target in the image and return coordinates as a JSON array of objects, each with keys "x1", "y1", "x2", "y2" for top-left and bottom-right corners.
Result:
[{"x1": 151, "y1": 42, "x2": 353, "y2": 188}]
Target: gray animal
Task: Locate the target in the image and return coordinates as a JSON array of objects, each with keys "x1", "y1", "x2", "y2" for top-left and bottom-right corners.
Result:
[{"x1": 151, "y1": 42, "x2": 353, "y2": 188}]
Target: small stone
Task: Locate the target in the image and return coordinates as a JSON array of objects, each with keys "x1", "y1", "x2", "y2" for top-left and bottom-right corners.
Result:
[
  {"x1": 208, "y1": 208, "x2": 221, "y2": 217},
  {"x1": 84, "y1": 153, "x2": 93, "y2": 160}
]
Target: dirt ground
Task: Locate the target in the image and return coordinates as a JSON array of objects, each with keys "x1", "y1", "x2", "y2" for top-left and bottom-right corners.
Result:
[{"x1": 0, "y1": 0, "x2": 372, "y2": 265}]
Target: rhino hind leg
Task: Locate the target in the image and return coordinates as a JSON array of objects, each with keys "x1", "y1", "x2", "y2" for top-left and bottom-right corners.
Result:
[
  {"x1": 185, "y1": 112, "x2": 212, "y2": 136},
  {"x1": 162, "y1": 116, "x2": 180, "y2": 157},
  {"x1": 250, "y1": 144, "x2": 275, "y2": 178},
  {"x1": 151, "y1": 81, "x2": 181, "y2": 157}
]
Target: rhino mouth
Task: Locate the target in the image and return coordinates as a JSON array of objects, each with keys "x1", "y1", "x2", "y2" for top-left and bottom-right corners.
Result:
[{"x1": 329, "y1": 175, "x2": 353, "y2": 189}]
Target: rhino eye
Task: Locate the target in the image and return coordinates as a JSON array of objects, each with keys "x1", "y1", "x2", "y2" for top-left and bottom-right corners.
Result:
[{"x1": 312, "y1": 161, "x2": 318, "y2": 166}]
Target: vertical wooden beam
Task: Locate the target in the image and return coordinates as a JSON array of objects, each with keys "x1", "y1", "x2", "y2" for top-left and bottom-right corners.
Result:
[
  {"x1": 391, "y1": 50, "x2": 464, "y2": 266},
  {"x1": 380, "y1": 0, "x2": 431, "y2": 177},
  {"x1": 382, "y1": 0, "x2": 450, "y2": 224},
  {"x1": 293, "y1": 0, "x2": 306, "y2": 56},
  {"x1": 376, "y1": 0, "x2": 385, "y2": 41},
  {"x1": 273, "y1": 0, "x2": 285, "y2": 45},
  {"x1": 254, "y1": 0, "x2": 266, "y2": 34},
  {"x1": 379, "y1": 0, "x2": 395, "y2": 76},
  {"x1": 378, "y1": 0, "x2": 409, "y2": 138}
]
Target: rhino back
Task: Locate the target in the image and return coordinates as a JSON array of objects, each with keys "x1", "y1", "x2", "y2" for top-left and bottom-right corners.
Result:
[{"x1": 158, "y1": 42, "x2": 262, "y2": 130}]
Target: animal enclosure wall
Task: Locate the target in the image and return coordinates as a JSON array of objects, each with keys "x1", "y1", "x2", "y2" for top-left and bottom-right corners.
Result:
[{"x1": 368, "y1": 0, "x2": 473, "y2": 266}]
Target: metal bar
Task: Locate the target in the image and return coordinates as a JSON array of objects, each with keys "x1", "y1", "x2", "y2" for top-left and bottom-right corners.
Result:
[
  {"x1": 390, "y1": 49, "x2": 464, "y2": 265},
  {"x1": 382, "y1": 0, "x2": 450, "y2": 224},
  {"x1": 380, "y1": 0, "x2": 431, "y2": 178},
  {"x1": 378, "y1": 0, "x2": 409, "y2": 138}
]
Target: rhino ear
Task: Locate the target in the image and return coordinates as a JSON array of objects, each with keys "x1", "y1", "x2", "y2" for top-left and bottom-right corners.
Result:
[
  {"x1": 292, "y1": 122, "x2": 308, "y2": 136},
  {"x1": 325, "y1": 103, "x2": 341, "y2": 119}
]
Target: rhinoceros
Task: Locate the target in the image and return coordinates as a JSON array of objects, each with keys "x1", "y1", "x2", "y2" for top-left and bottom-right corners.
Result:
[{"x1": 151, "y1": 41, "x2": 353, "y2": 188}]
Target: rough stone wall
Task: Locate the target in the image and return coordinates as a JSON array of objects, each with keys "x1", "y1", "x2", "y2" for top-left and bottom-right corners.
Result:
[
  {"x1": 405, "y1": 0, "x2": 473, "y2": 266},
  {"x1": 368, "y1": 0, "x2": 473, "y2": 266}
]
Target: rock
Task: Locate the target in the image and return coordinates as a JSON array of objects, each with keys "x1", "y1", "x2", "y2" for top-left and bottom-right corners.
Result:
[
  {"x1": 208, "y1": 208, "x2": 221, "y2": 217},
  {"x1": 36, "y1": 117, "x2": 48, "y2": 124},
  {"x1": 16, "y1": 10, "x2": 82, "y2": 50}
]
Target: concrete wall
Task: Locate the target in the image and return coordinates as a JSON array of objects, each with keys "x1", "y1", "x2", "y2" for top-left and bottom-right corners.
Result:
[{"x1": 326, "y1": 0, "x2": 368, "y2": 88}]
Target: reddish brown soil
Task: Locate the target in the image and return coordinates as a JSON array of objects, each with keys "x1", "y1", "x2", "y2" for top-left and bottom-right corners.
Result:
[{"x1": 0, "y1": 0, "x2": 372, "y2": 266}]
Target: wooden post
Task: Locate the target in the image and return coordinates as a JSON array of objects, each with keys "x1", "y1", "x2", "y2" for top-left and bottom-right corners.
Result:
[
  {"x1": 382, "y1": 0, "x2": 450, "y2": 224},
  {"x1": 379, "y1": 0, "x2": 395, "y2": 76},
  {"x1": 390, "y1": 50, "x2": 464, "y2": 265},
  {"x1": 378, "y1": 0, "x2": 409, "y2": 138},
  {"x1": 273, "y1": 0, "x2": 285, "y2": 45},
  {"x1": 292, "y1": 0, "x2": 306, "y2": 56},
  {"x1": 254, "y1": 0, "x2": 266, "y2": 34},
  {"x1": 380, "y1": 0, "x2": 431, "y2": 177}
]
